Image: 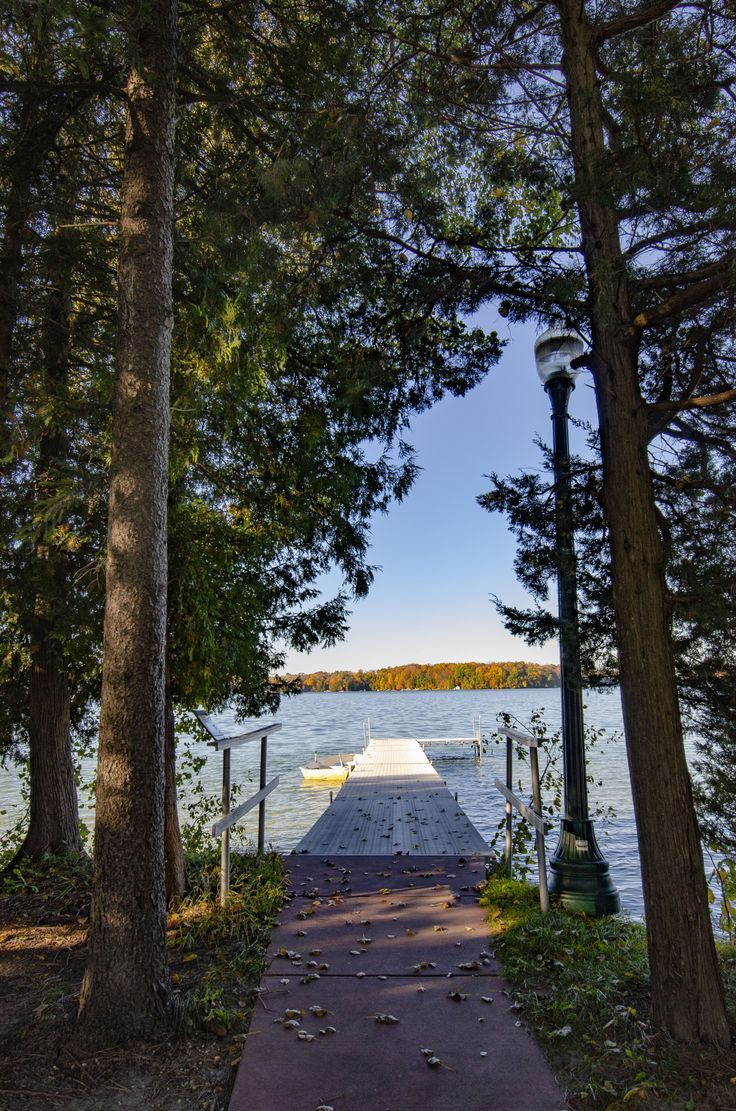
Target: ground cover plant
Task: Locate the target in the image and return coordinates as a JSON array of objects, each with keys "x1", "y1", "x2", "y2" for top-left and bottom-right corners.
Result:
[
  {"x1": 0, "y1": 849, "x2": 287, "y2": 1109},
  {"x1": 483, "y1": 878, "x2": 736, "y2": 1109}
]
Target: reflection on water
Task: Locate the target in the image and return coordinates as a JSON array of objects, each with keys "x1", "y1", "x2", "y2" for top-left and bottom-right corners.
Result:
[{"x1": 0, "y1": 687, "x2": 701, "y2": 920}]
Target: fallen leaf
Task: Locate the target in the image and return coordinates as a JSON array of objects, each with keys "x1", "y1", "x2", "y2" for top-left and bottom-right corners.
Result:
[{"x1": 374, "y1": 1013, "x2": 400, "y2": 1024}]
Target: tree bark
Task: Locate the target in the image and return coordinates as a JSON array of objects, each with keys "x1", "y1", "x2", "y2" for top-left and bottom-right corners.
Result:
[
  {"x1": 0, "y1": 89, "x2": 79, "y2": 429},
  {"x1": 164, "y1": 679, "x2": 186, "y2": 903},
  {"x1": 11, "y1": 634, "x2": 80, "y2": 860},
  {"x1": 76, "y1": 0, "x2": 178, "y2": 1047},
  {"x1": 556, "y1": 0, "x2": 729, "y2": 1046},
  {"x1": 9, "y1": 218, "x2": 82, "y2": 864}
]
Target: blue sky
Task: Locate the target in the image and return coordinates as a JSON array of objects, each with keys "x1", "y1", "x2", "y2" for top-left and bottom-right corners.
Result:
[{"x1": 283, "y1": 310, "x2": 599, "y2": 673}]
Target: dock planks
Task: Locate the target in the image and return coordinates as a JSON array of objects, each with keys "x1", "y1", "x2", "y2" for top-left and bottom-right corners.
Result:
[{"x1": 295, "y1": 736, "x2": 489, "y2": 856}]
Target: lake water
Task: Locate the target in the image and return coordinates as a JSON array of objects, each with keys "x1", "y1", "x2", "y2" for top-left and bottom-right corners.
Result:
[{"x1": 0, "y1": 687, "x2": 704, "y2": 920}]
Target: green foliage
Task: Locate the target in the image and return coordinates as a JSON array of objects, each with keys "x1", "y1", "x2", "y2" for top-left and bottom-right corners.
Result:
[
  {"x1": 175, "y1": 730, "x2": 249, "y2": 857},
  {"x1": 482, "y1": 878, "x2": 736, "y2": 1107},
  {"x1": 169, "y1": 849, "x2": 287, "y2": 1032},
  {"x1": 488, "y1": 709, "x2": 616, "y2": 882}
]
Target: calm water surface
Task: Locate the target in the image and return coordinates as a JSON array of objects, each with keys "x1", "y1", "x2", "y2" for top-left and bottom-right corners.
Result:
[{"x1": 1, "y1": 688, "x2": 701, "y2": 920}]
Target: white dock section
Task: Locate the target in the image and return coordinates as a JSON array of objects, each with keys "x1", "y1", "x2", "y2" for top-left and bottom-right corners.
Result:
[{"x1": 295, "y1": 736, "x2": 489, "y2": 855}]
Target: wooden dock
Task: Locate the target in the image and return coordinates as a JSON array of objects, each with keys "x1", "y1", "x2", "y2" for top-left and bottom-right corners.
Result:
[{"x1": 295, "y1": 736, "x2": 489, "y2": 856}]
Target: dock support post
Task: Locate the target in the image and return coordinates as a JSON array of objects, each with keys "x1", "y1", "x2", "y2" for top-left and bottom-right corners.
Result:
[
  {"x1": 504, "y1": 737, "x2": 513, "y2": 876},
  {"x1": 257, "y1": 734, "x2": 268, "y2": 855},
  {"x1": 530, "y1": 746, "x2": 549, "y2": 912},
  {"x1": 221, "y1": 748, "x2": 231, "y2": 906}
]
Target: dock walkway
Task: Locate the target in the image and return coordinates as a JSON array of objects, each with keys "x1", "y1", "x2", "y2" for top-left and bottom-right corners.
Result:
[
  {"x1": 229, "y1": 735, "x2": 566, "y2": 1111},
  {"x1": 295, "y1": 736, "x2": 489, "y2": 856}
]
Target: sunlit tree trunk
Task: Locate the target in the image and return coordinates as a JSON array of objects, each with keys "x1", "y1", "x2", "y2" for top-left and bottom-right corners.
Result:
[{"x1": 76, "y1": 0, "x2": 178, "y2": 1046}]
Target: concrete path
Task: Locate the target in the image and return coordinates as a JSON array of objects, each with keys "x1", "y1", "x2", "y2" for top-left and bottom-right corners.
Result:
[{"x1": 229, "y1": 855, "x2": 567, "y2": 1111}]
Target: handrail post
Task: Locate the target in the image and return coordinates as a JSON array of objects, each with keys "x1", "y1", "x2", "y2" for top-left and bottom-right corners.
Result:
[
  {"x1": 257, "y1": 734, "x2": 268, "y2": 855},
  {"x1": 504, "y1": 736, "x2": 513, "y2": 877},
  {"x1": 530, "y1": 746, "x2": 550, "y2": 912},
  {"x1": 221, "y1": 747, "x2": 231, "y2": 906}
]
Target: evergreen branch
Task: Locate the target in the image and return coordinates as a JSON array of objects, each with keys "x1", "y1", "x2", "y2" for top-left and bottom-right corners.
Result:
[
  {"x1": 623, "y1": 220, "x2": 731, "y2": 260},
  {"x1": 631, "y1": 256, "x2": 736, "y2": 330},
  {"x1": 649, "y1": 387, "x2": 736, "y2": 413},
  {"x1": 635, "y1": 254, "x2": 736, "y2": 293},
  {"x1": 593, "y1": 1, "x2": 682, "y2": 42},
  {"x1": 665, "y1": 419, "x2": 736, "y2": 463}
]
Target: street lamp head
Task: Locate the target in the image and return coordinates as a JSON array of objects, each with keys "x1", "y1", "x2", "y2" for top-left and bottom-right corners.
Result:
[{"x1": 534, "y1": 328, "x2": 585, "y2": 387}]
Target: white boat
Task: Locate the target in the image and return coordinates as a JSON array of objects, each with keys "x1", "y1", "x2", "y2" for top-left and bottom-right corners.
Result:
[{"x1": 299, "y1": 752, "x2": 356, "y2": 781}]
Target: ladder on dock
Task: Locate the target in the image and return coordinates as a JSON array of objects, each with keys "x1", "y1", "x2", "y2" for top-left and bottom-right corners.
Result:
[{"x1": 363, "y1": 715, "x2": 484, "y2": 758}]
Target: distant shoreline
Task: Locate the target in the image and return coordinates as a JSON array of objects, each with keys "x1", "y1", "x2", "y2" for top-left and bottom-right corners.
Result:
[{"x1": 282, "y1": 660, "x2": 561, "y2": 694}]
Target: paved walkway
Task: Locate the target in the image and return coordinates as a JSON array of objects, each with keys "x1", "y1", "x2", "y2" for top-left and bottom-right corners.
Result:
[
  {"x1": 230, "y1": 855, "x2": 566, "y2": 1110},
  {"x1": 229, "y1": 737, "x2": 566, "y2": 1110}
]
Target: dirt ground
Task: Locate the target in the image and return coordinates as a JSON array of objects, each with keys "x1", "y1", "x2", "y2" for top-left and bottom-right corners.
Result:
[{"x1": 0, "y1": 874, "x2": 248, "y2": 1110}]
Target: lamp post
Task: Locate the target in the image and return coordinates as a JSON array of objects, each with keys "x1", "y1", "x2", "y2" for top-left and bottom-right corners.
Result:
[{"x1": 534, "y1": 328, "x2": 620, "y2": 916}]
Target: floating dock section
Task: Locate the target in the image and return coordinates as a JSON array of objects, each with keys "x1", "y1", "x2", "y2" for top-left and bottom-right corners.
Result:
[{"x1": 295, "y1": 735, "x2": 489, "y2": 855}]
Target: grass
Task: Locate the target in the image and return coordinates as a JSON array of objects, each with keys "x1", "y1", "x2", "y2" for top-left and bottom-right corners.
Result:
[
  {"x1": 168, "y1": 849, "x2": 287, "y2": 1034},
  {"x1": 482, "y1": 877, "x2": 736, "y2": 1109}
]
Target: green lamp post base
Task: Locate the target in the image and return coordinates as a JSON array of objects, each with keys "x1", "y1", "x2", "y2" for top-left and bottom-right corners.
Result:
[{"x1": 548, "y1": 817, "x2": 621, "y2": 916}]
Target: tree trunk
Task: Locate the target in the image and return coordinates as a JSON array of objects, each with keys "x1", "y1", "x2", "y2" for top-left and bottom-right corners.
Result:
[
  {"x1": 76, "y1": 0, "x2": 178, "y2": 1047},
  {"x1": 10, "y1": 634, "x2": 80, "y2": 861},
  {"x1": 164, "y1": 680, "x2": 186, "y2": 903},
  {"x1": 9, "y1": 216, "x2": 82, "y2": 864},
  {"x1": 0, "y1": 89, "x2": 79, "y2": 427},
  {"x1": 557, "y1": 0, "x2": 729, "y2": 1046}
]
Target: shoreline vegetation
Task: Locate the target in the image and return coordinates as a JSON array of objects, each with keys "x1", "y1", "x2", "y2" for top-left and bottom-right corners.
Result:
[
  {"x1": 483, "y1": 878, "x2": 736, "y2": 1108},
  {"x1": 284, "y1": 660, "x2": 561, "y2": 693}
]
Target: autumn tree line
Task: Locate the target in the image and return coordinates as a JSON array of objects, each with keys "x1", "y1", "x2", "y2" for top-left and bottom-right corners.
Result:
[
  {"x1": 289, "y1": 661, "x2": 560, "y2": 692},
  {"x1": 1, "y1": 0, "x2": 735, "y2": 1051}
]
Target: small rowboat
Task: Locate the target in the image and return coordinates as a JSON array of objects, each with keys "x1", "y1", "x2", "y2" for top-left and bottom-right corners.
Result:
[{"x1": 299, "y1": 753, "x2": 356, "y2": 781}]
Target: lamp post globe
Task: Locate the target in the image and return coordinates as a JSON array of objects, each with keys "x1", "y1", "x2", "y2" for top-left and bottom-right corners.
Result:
[{"x1": 534, "y1": 329, "x2": 620, "y2": 916}]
